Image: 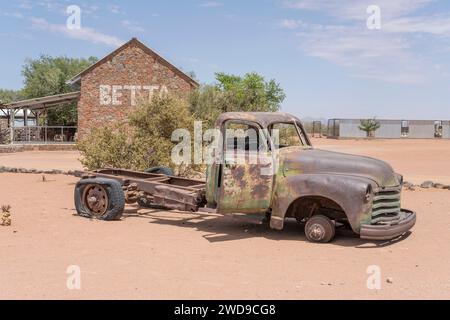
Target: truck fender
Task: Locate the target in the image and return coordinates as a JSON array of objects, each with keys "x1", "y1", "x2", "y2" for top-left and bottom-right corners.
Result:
[{"x1": 270, "y1": 174, "x2": 375, "y2": 233}]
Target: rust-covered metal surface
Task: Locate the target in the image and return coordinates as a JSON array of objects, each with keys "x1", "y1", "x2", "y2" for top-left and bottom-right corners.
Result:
[
  {"x1": 76, "y1": 168, "x2": 206, "y2": 212},
  {"x1": 212, "y1": 112, "x2": 407, "y2": 235},
  {"x1": 217, "y1": 151, "x2": 273, "y2": 213},
  {"x1": 269, "y1": 147, "x2": 401, "y2": 232}
]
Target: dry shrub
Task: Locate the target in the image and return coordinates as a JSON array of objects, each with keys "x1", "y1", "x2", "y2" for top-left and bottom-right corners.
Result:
[
  {"x1": 78, "y1": 96, "x2": 199, "y2": 176},
  {"x1": 1, "y1": 205, "x2": 11, "y2": 226},
  {"x1": 128, "y1": 95, "x2": 195, "y2": 172},
  {"x1": 78, "y1": 123, "x2": 135, "y2": 170}
]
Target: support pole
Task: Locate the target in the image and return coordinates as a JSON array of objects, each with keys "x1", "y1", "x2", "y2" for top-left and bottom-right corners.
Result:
[
  {"x1": 24, "y1": 108, "x2": 28, "y2": 126},
  {"x1": 24, "y1": 108, "x2": 29, "y2": 142},
  {"x1": 35, "y1": 110, "x2": 41, "y2": 142},
  {"x1": 10, "y1": 110, "x2": 16, "y2": 145}
]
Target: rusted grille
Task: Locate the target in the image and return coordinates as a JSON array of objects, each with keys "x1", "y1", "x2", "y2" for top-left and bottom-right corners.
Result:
[{"x1": 371, "y1": 187, "x2": 402, "y2": 224}]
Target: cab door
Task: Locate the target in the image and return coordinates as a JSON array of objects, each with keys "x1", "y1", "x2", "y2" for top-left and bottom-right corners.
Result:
[{"x1": 217, "y1": 120, "x2": 274, "y2": 214}]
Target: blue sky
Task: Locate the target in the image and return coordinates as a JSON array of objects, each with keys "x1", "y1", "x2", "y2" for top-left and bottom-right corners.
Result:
[{"x1": 1, "y1": 0, "x2": 450, "y2": 120}]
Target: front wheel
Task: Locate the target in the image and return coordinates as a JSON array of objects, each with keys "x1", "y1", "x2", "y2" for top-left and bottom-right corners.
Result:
[
  {"x1": 304, "y1": 215, "x2": 336, "y2": 243},
  {"x1": 74, "y1": 178, "x2": 125, "y2": 221}
]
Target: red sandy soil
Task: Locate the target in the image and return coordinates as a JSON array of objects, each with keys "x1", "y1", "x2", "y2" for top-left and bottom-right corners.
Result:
[
  {"x1": 0, "y1": 139, "x2": 449, "y2": 299},
  {"x1": 0, "y1": 151, "x2": 82, "y2": 172}
]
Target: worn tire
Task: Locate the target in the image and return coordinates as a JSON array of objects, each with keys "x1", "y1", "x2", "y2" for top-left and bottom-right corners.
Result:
[
  {"x1": 145, "y1": 166, "x2": 174, "y2": 176},
  {"x1": 304, "y1": 215, "x2": 335, "y2": 243},
  {"x1": 74, "y1": 178, "x2": 125, "y2": 221}
]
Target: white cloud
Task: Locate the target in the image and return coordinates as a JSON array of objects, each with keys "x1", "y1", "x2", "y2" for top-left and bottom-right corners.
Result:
[
  {"x1": 14, "y1": 1, "x2": 102, "y2": 18},
  {"x1": 384, "y1": 15, "x2": 450, "y2": 36},
  {"x1": 81, "y1": 4, "x2": 101, "y2": 17},
  {"x1": 30, "y1": 17, "x2": 124, "y2": 47},
  {"x1": 121, "y1": 20, "x2": 145, "y2": 33},
  {"x1": 18, "y1": 1, "x2": 33, "y2": 10},
  {"x1": 279, "y1": 19, "x2": 303, "y2": 29},
  {"x1": 2, "y1": 11, "x2": 24, "y2": 19},
  {"x1": 283, "y1": 0, "x2": 432, "y2": 20},
  {"x1": 281, "y1": 0, "x2": 447, "y2": 84},
  {"x1": 108, "y1": 4, "x2": 123, "y2": 14},
  {"x1": 295, "y1": 23, "x2": 427, "y2": 83},
  {"x1": 200, "y1": 1, "x2": 224, "y2": 8},
  {"x1": 26, "y1": 0, "x2": 66, "y2": 13}
]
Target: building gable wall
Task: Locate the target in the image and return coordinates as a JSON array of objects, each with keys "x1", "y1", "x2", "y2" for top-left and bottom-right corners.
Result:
[{"x1": 77, "y1": 43, "x2": 195, "y2": 138}]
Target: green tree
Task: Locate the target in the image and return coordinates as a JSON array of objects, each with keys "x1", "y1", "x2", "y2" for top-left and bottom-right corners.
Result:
[
  {"x1": 21, "y1": 55, "x2": 97, "y2": 125},
  {"x1": 190, "y1": 72, "x2": 285, "y2": 128},
  {"x1": 0, "y1": 89, "x2": 23, "y2": 104},
  {"x1": 359, "y1": 118, "x2": 381, "y2": 138},
  {"x1": 189, "y1": 84, "x2": 228, "y2": 127},
  {"x1": 215, "y1": 72, "x2": 285, "y2": 112}
]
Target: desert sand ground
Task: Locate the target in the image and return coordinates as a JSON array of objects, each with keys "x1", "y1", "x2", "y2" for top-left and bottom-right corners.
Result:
[
  {"x1": 0, "y1": 139, "x2": 449, "y2": 299},
  {"x1": 0, "y1": 151, "x2": 82, "y2": 172}
]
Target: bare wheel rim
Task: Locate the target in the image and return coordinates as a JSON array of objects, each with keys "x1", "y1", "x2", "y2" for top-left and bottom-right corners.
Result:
[
  {"x1": 308, "y1": 223, "x2": 326, "y2": 241},
  {"x1": 83, "y1": 184, "x2": 109, "y2": 216}
]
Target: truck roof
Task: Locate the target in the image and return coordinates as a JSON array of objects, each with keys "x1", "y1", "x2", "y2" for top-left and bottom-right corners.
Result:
[{"x1": 216, "y1": 112, "x2": 302, "y2": 128}]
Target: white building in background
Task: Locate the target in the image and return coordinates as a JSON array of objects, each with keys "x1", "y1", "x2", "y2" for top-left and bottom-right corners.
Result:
[
  {"x1": 1, "y1": 109, "x2": 36, "y2": 127},
  {"x1": 327, "y1": 119, "x2": 450, "y2": 139}
]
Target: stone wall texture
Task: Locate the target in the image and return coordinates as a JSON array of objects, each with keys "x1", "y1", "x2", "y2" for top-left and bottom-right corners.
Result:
[
  {"x1": 0, "y1": 118, "x2": 9, "y2": 144},
  {"x1": 0, "y1": 118, "x2": 8, "y2": 131},
  {"x1": 77, "y1": 41, "x2": 197, "y2": 139}
]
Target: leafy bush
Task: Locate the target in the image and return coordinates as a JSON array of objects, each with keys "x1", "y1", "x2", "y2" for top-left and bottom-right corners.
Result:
[
  {"x1": 128, "y1": 95, "x2": 196, "y2": 173},
  {"x1": 78, "y1": 96, "x2": 197, "y2": 175},
  {"x1": 77, "y1": 123, "x2": 134, "y2": 170}
]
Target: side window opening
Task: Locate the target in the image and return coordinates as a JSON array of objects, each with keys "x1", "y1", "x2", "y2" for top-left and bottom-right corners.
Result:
[{"x1": 224, "y1": 121, "x2": 268, "y2": 152}]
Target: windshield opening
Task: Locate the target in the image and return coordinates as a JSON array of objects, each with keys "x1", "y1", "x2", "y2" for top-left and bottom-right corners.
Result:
[{"x1": 269, "y1": 122, "x2": 310, "y2": 149}]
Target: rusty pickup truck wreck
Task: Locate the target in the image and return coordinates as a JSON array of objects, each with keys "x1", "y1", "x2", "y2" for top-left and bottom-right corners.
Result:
[{"x1": 74, "y1": 112, "x2": 416, "y2": 243}]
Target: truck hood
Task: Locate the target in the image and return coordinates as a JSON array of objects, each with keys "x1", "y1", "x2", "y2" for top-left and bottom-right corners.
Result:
[{"x1": 280, "y1": 148, "x2": 400, "y2": 187}]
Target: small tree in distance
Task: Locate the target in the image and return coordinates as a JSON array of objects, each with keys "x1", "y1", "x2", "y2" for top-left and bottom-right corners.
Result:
[{"x1": 359, "y1": 118, "x2": 381, "y2": 138}]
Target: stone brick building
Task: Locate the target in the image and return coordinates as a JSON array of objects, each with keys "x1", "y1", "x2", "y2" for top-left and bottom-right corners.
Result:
[
  {"x1": 67, "y1": 38, "x2": 198, "y2": 138},
  {"x1": 0, "y1": 117, "x2": 8, "y2": 130}
]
